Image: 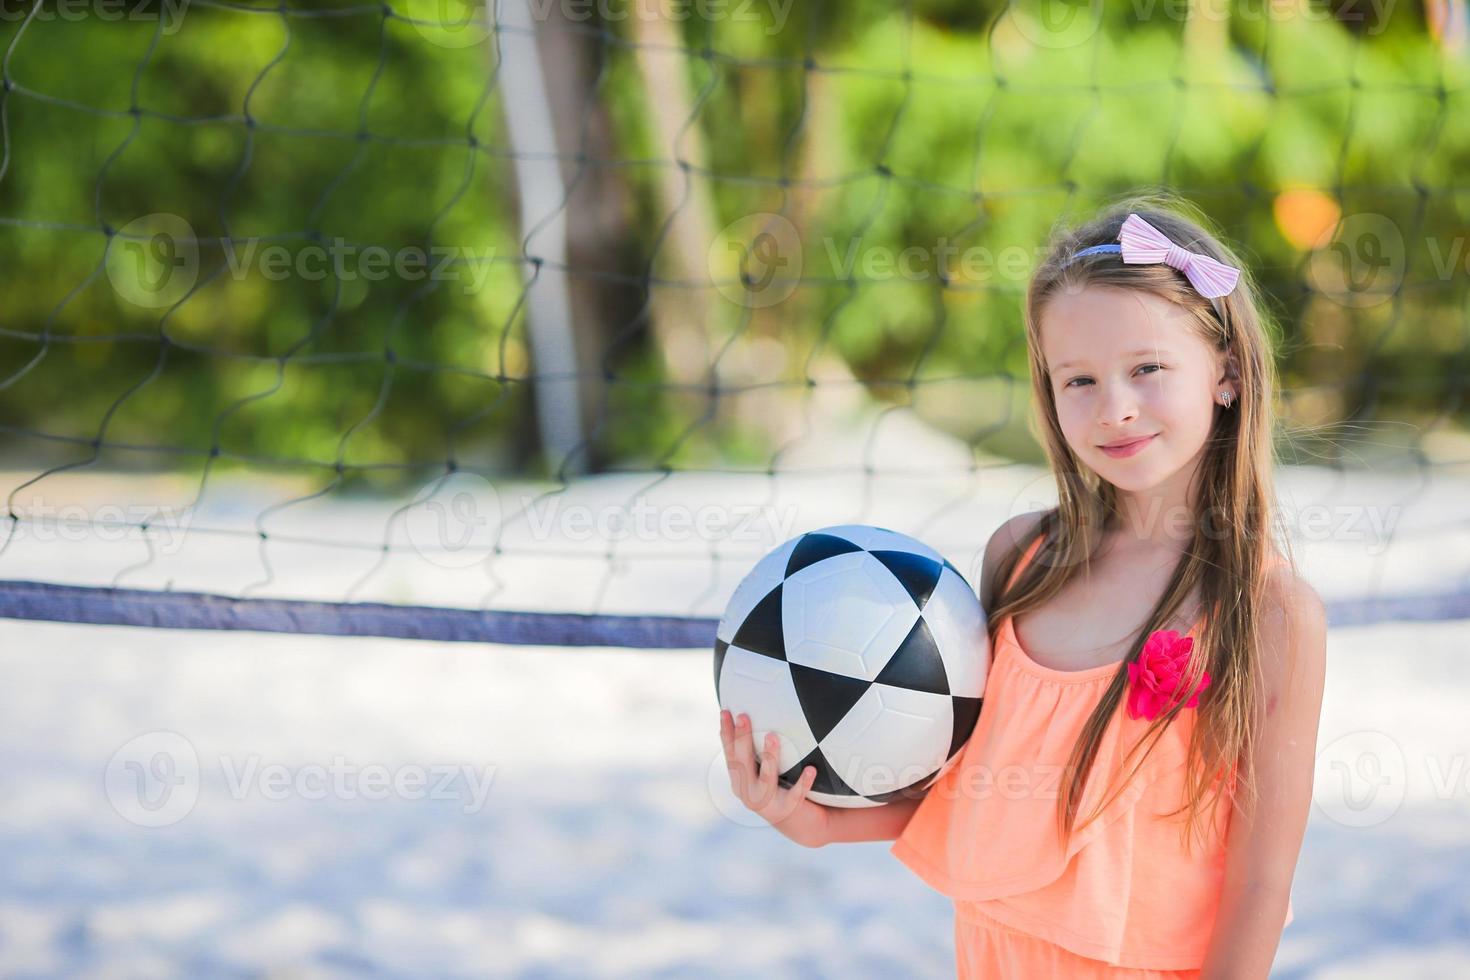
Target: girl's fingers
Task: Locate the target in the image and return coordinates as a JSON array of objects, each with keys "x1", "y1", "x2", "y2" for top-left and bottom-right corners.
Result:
[
  {"x1": 720, "y1": 713, "x2": 821, "y2": 826},
  {"x1": 794, "y1": 763, "x2": 817, "y2": 798},
  {"x1": 791, "y1": 764, "x2": 819, "y2": 809},
  {"x1": 769, "y1": 764, "x2": 817, "y2": 823},
  {"x1": 718, "y1": 710, "x2": 735, "y2": 762},
  {"x1": 728, "y1": 712, "x2": 758, "y2": 795},
  {"x1": 722, "y1": 712, "x2": 806, "y2": 817},
  {"x1": 757, "y1": 732, "x2": 794, "y2": 816},
  {"x1": 759, "y1": 732, "x2": 780, "y2": 791},
  {"x1": 786, "y1": 764, "x2": 816, "y2": 799}
]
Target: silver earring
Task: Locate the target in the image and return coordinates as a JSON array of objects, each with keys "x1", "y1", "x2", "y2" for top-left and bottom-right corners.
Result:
[{"x1": 1219, "y1": 390, "x2": 1234, "y2": 409}]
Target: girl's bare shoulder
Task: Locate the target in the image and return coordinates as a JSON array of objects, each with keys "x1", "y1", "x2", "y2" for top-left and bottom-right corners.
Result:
[{"x1": 978, "y1": 511, "x2": 1048, "y2": 608}]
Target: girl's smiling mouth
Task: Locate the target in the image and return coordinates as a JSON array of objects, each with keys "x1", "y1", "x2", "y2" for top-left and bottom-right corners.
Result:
[{"x1": 1098, "y1": 434, "x2": 1157, "y2": 458}]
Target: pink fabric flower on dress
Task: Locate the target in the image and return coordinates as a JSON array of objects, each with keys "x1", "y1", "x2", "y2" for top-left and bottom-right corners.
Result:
[{"x1": 1125, "y1": 629, "x2": 1212, "y2": 721}]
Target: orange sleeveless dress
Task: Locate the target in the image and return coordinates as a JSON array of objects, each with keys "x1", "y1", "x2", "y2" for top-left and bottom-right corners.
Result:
[{"x1": 891, "y1": 536, "x2": 1293, "y2": 976}]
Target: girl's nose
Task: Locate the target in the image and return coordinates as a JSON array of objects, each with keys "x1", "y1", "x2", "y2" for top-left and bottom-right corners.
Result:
[{"x1": 1097, "y1": 384, "x2": 1139, "y2": 427}]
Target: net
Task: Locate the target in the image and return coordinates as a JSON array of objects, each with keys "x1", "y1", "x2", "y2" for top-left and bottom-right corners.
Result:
[{"x1": 1, "y1": 0, "x2": 1467, "y2": 645}]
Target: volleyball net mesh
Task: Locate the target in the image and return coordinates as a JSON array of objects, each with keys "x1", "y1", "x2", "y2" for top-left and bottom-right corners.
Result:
[{"x1": 1, "y1": 0, "x2": 1468, "y2": 646}]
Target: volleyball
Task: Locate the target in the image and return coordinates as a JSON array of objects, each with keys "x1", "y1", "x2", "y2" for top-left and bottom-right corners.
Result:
[{"x1": 714, "y1": 525, "x2": 990, "y2": 808}]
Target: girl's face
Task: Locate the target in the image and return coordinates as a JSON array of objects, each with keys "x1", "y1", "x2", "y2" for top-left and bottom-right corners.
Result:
[{"x1": 1039, "y1": 285, "x2": 1234, "y2": 496}]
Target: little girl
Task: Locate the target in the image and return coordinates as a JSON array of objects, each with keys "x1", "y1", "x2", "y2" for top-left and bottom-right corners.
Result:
[{"x1": 719, "y1": 194, "x2": 1327, "y2": 978}]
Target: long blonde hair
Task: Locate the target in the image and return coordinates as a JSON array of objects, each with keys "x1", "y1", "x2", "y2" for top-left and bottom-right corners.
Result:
[{"x1": 990, "y1": 191, "x2": 1292, "y2": 852}]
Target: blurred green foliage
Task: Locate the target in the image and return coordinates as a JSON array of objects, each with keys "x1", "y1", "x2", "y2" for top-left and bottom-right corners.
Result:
[{"x1": 1, "y1": 0, "x2": 1467, "y2": 485}]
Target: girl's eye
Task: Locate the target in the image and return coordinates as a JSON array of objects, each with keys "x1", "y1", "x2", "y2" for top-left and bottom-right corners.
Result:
[{"x1": 1063, "y1": 364, "x2": 1163, "y2": 389}]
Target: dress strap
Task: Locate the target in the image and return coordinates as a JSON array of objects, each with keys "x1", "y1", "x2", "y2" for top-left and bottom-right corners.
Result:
[{"x1": 1003, "y1": 534, "x2": 1047, "y2": 594}]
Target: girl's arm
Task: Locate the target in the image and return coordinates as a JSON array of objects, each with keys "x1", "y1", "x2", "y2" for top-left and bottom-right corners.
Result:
[
  {"x1": 1200, "y1": 572, "x2": 1328, "y2": 979},
  {"x1": 815, "y1": 796, "x2": 925, "y2": 846}
]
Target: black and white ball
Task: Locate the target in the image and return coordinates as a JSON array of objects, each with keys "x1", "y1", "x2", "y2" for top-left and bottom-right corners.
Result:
[{"x1": 715, "y1": 524, "x2": 989, "y2": 808}]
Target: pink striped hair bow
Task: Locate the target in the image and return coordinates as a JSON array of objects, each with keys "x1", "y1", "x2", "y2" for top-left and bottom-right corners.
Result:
[{"x1": 1117, "y1": 213, "x2": 1240, "y2": 298}]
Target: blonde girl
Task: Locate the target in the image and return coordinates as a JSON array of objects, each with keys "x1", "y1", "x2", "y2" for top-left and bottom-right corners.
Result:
[{"x1": 720, "y1": 192, "x2": 1326, "y2": 978}]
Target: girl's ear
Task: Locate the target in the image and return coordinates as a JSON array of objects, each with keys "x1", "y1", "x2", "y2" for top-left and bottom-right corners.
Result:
[{"x1": 1214, "y1": 350, "x2": 1241, "y2": 404}]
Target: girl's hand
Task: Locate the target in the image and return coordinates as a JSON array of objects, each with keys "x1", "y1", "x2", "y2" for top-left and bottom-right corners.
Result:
[{"x1": 719, "y1": 709, "x2": 829, "y2": 848}]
